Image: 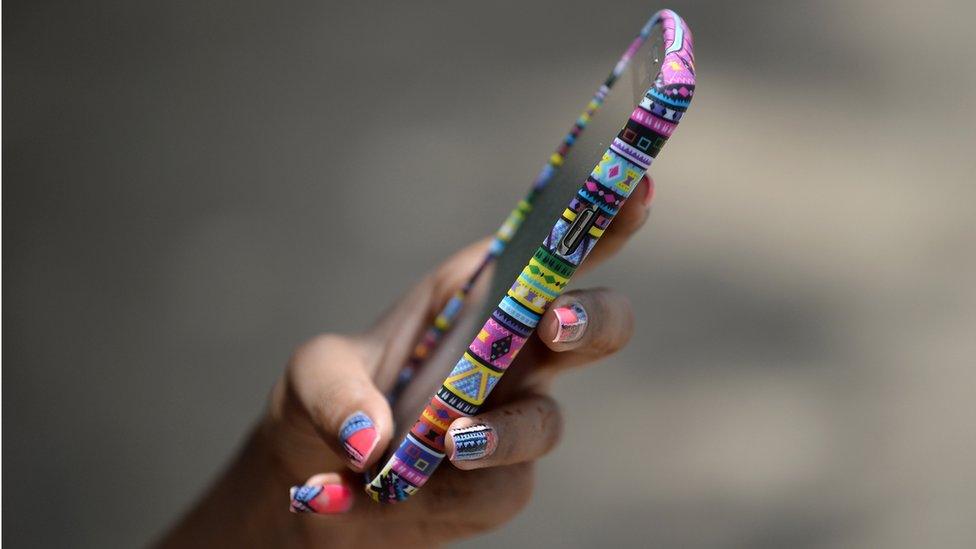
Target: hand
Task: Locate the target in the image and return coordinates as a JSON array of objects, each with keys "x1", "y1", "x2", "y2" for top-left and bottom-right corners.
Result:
[{"x1": 159, "y1": 176, "x2": 655, "y2": 548}]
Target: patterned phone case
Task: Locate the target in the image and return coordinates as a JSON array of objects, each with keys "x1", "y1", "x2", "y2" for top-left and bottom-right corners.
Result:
[{"x1": 367, "y1": 9, "x2": 695, "y2": 503}]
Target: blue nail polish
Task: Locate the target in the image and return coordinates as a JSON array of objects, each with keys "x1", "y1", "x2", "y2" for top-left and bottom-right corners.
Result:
[{"x1": 449, "y1": 424, "x2": 498, "y2": 461}]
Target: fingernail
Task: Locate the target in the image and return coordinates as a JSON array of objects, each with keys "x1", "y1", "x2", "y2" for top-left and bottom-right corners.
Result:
[
  {"x1": 449, "y1": 424, "x2": 498, "y2": 462},
  {"x1": 289, "y1": 483, "x2": 353, "y2": 514},
  {"x1": 339, "y1": 411, "x2": 378, "y2": 470},
  {"x1": 552, "y1": 302, "x2": 588, "y2": 343},
  {"x1": 640, "y1": 175, "x2": 655, "y2": 207}
]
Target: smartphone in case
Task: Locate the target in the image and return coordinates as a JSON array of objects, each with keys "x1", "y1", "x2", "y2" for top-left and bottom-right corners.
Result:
[{"x1": 367, "y1": 9, "x2": 696, "y2": 503}]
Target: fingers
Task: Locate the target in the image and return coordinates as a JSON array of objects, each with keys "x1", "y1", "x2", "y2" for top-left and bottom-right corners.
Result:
[
  {"x1": 536, "y1": 288, "x2": 634, "y2": 359},
  {"x1": 287, "y1": 334, "x2": 394, "y2": 472},
  {"x1": 368, "y1": 238, "x2": 491, "y2": 343},
  {"x1": 413, "y1": 463, "x2": 536, "y2": 533},
  {"x1": 364, "y1": 238, "x2": 492, "y2": 390},
  {"x1": 366, "y1": 175, "x2": 653, "y2": 356},
  {"x1": 289, "y1": 472, "x2": 354, "y2": 514},
  {"x1": 444, "y1": 393, "x2": 562, "y2": 470},
  {"x1": 577, "y1": 174, "x2": 655, "y2": 275}
]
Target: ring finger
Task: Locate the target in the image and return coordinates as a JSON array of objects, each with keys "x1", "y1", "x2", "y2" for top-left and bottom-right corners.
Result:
[{"x1": 444, "y1": 393, "x2": 562, "y2": 470}]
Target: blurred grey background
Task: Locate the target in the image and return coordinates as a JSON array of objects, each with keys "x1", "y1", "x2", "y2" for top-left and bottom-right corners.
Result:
[{"x1": 5, "y1": 0, "x2": 976, "y2": 547}]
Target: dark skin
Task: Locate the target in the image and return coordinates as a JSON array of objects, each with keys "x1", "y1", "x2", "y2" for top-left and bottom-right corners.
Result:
[{"x1": 158, "y1": 176, "x2": 654, "y2": 548}]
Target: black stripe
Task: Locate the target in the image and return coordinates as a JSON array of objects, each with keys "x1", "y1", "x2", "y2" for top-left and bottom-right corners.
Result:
[
  {"x1": 620, "y1": 119, "x2": 669, "y2": 158},
  {"x1": 436, "y1": 386, "x2": 480, "y2": 415},
  {"x1": 406, "y1": 432, "x2": 444, "y2": 456},
  {"x1": 533, "y1": 246, "x2": 577, "y2": 279},
  {"x1": 491, "y1": 308, "x2": 533, "y2": 337},
  {"x1": 463, "y1": 347, "x2": 506, "y2": 374}
]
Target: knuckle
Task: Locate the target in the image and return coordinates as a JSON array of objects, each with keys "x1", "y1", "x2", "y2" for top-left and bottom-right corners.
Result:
[
  {"x1": 289, "y1": 333, "x2": 348, "y2": 369},
  {"x1": 464, "y1": 465, "x2": 535, "y2": 523},
  {"x1": 615, "y1": 298, "x2": 636, "y2": 347},
  {"x1": 587, "y1": 291, "x2": 633, "y2": 355},
  {"x1": 615, "y1": 202, "x2": 649, "y2": 234},
  {"x1": 423, "y1": 466, "x2": 535, "y2": 536},
  {"x1": 536, "y1": 395, "x2": 564, "y2": 455}
]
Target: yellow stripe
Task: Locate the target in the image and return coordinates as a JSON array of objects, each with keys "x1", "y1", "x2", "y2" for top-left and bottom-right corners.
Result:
[
  {"x1": 508, "y1": 286, "x2": 549, "y2": 314},
  {"x1": 521, "y1": 266, "x2": 563, "y2": 294},
  {"x1": 422, "y1": 407, "x2": 451, "y2": 430},
  {"x1": 443, "y1": 353, "x2": 499, "y2": 404}
]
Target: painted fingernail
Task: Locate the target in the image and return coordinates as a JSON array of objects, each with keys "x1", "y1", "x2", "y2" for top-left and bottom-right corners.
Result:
[
  {"x1": 339, "y1": 411, "x2": 378, "y2": 469},
  {"x1": 640, "y1": 175, "x2": 655, "y2": 207},
  {"x1": 449, "y1": 424, "x2": 498, "y2": 462},
  {"x1": 289, "y1": 483, "x2": 353, "y2": 514},
  {"x1": 552, "y1": 302, "x2": 588, "y2": 343}
]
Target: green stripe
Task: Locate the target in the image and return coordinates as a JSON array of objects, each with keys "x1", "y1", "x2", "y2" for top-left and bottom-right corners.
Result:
[{"x1": 533, "y1": 246, "x2": 577, "y2": 279}]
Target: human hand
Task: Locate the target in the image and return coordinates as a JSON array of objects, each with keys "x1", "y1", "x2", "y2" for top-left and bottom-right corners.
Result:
[
  {"x1": 160, "y1": 176, "x2": 655, "y2": 549},
  {"x1": 267, "y1": 176, "x2": 655, "y2": 547}
]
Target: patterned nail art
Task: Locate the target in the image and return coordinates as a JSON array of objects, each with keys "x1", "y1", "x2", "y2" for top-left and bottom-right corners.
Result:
[
  {"x1": 449, "y1": 424, "x2": 498, "y2": 461},
  {"x1": 552, "y1": 303, "x2": 588, "y2": 343},
  {"x1": 339, "y1": 411, "x2": 378, "y2": 469},
  {"x1": 289, "y1": 484, "x2": 353, "y2": 514}
]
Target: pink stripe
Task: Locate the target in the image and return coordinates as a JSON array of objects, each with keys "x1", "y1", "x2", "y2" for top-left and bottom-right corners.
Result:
[
  {"x1": 391, "y1": 456, "x2": 430, "y2": 486},
  {"x1": 623, "y1": 37, "x2": 642, "y2": 60},
  {"x1": 629, "y1": 107, "x2": 675, "y2": 137}
]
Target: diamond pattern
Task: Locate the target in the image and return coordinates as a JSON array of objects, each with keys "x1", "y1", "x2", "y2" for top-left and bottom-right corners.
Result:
[
  {"x1": 490, "y1": 334, "x2": 512, "y2": 361},
  {"x1": 528, "y1": 264, "x2": 563, "y2": 286}
]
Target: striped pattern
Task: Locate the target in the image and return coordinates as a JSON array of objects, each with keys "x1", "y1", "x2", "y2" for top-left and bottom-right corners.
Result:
[{"x1": 367, "y1": 9, "x2": 695, "y2": 503}]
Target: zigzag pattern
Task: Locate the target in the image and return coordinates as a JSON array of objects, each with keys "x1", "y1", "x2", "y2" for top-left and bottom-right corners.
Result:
[{"x1": 367, "y1": 8, "x2": 695, "y2": 504}]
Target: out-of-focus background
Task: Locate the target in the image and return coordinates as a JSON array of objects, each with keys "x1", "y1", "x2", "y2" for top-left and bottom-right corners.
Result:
[{"x1": 5, "y1": 0, "x2": 975, "y2": 547}]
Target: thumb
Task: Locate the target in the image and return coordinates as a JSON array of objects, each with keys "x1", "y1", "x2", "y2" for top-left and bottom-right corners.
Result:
[{"x1": 288, "y1": 334, "x2": 393, "y2": 472}]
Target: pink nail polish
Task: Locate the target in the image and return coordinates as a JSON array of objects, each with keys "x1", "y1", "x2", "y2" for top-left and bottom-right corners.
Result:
[
  {"x1": 289, "y1": 483, "x2": 353, "y2": 514},
  {"x1": 552, "y1": 303, "x2": 588, "y2": 343},
  {"x1": 339, "y1": 411, "x2": 378, "y2": 469}
]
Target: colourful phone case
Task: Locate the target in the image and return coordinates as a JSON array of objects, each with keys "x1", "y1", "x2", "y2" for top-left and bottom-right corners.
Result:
[{"x1": 367, "y1": 9, "x2": 696, "y2": 503}]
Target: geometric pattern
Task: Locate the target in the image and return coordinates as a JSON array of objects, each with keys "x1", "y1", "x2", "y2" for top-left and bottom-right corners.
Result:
[
  {"x1": 592, "y1": 150, "x2": 642, "y2": 197},
  {"x1": 490, "y1": 334, "x2": 512, "y2": 361},
  {"x1": 408, "y1": 394, "x2": 468, "y2": 454},
  {"x1": 527, "y1": 259, "x2": 568, "y2": 287},
  {"x1": 443, "y1": 353, "x2": 503, "y2": 406},
  {"x1": 449, "y1": 424, "x2": 498, "y2": 462},
  {"x1": 509, "y1": 277, "x2": 552, "y2": 313},
  {"x1": 469, "y1": 318, "x2": 525, "y2": 370},
  {"x1": 367, "y1": 8, "x2": 695, "y2": 504},
  {"x1": 289, "y1": 485, "x2": 323, "y2": 513},
  {"x1": 391, "y1": 433, "x2": 445, "y2": 486}
]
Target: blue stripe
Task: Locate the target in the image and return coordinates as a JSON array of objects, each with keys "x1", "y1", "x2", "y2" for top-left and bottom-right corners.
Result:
[
  {"x1": 647, "y1": 87, "x2": 690, "y2": 109},
  {"x1": 518, "y1": 272, "x2": 559, "y2": 299},
  {"x1": 499, "y1": 297, "x2": 541, "y2": 327},
  {"x1": 666, "y1": 12, "x2": 685, "y2": 54},
  {"x1": 577, "y1": 189, "x2": 619, "y2": 217}
]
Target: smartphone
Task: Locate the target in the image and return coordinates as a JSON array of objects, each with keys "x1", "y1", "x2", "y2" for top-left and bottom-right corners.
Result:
[{"x1": 367, "y1": 9, "x2": 696, "y2": 503}]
